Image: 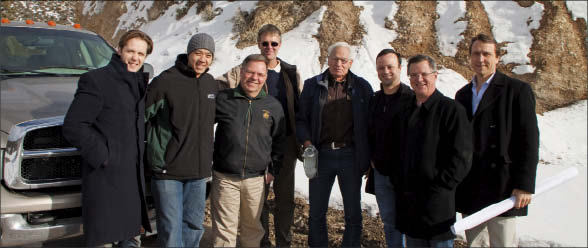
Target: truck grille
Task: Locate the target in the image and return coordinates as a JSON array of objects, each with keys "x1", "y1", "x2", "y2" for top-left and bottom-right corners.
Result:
[
  {"x1": 21, "y1": 156, "x2": 81, "y2": 181},
  {"x1": 3, "y1": 116, "x2": 82, "y2": 190},
  {"x1": 23, "y1": 126, "x2": 73, "y2": 150}
]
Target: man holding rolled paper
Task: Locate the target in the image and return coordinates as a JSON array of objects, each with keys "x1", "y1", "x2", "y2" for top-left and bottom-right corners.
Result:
[{"x1": 455, "y1": 34, "x2": 540, "y2": 247}]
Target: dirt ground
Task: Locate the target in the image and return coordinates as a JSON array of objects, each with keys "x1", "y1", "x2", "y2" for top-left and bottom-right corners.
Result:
[
  {"x1": 44, "y1": 189, "x2": 467, "y2": 247},
  {"x1": 142, "y1": 191, "x2": 466, "y2": 248}
]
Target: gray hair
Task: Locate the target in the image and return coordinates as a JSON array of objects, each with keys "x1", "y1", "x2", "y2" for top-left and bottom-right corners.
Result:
[
  {"x1": 407, "y1": 54, "x2": 436, "y2": 73},
  {"x1": 241, "y1": 54, "x2": 269, "y2": 68},
  {"x1": 327, "y1": 41, "x2": 352, "y2": 60}
]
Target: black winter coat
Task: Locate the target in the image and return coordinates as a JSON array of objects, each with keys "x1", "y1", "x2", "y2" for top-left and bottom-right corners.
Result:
[
  {"x1": 63, "y1": 54, "x2": 151, "y2": 245},
  {"x1": 390, "y1": 90, "x2": 472, "y2": 240},
  {"x1": 455, "y1": 71, "x2": 539, "y2": 216}
]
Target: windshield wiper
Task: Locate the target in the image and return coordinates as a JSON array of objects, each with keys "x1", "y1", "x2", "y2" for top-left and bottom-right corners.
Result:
[
  {"x1": 0, "y1": 68, "x2": 79, "y2": 77},
  {"x1": 40, "y1": 66, "x2": 96, "y2": 71}
]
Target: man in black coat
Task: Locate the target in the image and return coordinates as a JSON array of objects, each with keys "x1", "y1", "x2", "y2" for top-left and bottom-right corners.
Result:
[
  {"x1": 367, "y1": 49, "x2": 413, "y2": 247},
  {"x1": 390, "y1": 54, "x2": 472, "y2": 247},
  {"x1": 455, "y1": 34, "x2": 539, "y2": 247},
  {"x1": 63, "y1": 30, "x2": 153, "y2": 247}
]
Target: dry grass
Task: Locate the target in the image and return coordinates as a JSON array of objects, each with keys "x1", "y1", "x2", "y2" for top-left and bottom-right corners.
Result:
[{"x1": 231, "y1": 1, "x2": 323, "y2": 49}]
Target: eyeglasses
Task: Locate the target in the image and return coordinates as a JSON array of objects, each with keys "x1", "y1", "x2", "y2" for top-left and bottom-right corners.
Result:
[
  {"x1": 262, "y1": 41, "x2": 279, "y2": 47},
  {"x1": 408, "y1": 71, "x2": 436, "y2": 79},
  {"x1": 329, "y1": 57, "x2": 350, "y2": 64}
]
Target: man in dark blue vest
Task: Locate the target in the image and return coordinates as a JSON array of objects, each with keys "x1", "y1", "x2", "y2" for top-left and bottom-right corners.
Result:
[{"x1": 218, "y1": 24, "x2": 302, "y2": 247}]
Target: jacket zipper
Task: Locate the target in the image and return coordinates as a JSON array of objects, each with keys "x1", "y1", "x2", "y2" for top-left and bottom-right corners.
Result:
[{"x1": 242, "y1": 99, "x2": 252, "y2": 178}]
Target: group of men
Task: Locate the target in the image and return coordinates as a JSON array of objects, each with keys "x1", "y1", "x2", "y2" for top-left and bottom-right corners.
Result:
[
  {"x1": 365, "y1": 35, "x2": 538, "y2": 247},
  {"x1": 62, "y1": 23, "x2": 538, "y2": 248}
]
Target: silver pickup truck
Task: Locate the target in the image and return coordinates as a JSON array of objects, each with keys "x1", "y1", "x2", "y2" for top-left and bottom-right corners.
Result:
[{"x1": 0, "y1": 20, "x2": 156, "y2": 246}]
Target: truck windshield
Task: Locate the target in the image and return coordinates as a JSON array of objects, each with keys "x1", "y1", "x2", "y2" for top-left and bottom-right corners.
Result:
[{"x1": 0, "y1": 26, "x2": 115, "y2": 76}]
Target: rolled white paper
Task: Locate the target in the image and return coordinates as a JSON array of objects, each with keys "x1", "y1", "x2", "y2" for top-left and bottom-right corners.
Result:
[{"x1": 451, "y1": 167, "x2": 579, "y2": 234}]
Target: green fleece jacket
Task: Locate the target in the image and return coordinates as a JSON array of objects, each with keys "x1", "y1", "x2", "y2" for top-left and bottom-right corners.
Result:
[{"x1": 145, "y1": 54, "x2": 219, "y2": 180}]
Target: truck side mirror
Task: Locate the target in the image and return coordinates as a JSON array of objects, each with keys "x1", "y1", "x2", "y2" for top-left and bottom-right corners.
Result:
[{"x1": 143, "y1": 63, "x2": 154, "y2": 79}]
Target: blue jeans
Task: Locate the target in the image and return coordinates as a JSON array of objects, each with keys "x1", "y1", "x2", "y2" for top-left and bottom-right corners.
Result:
[
  {"x1": 152, "y1": 178, "x2": 207, "y2": 247},
  {"x1": 405, "y1": 236, "x2": 454, "y2": 248},
  {"x1": 374, "y1": 169, "x2": 405, "y2": 247},
  {"x1": 308, "y1": 147, "x2": 362, "y2": 247},
  {"x1": 114, "y1": 235, "x2": 141, "y2": 247}
]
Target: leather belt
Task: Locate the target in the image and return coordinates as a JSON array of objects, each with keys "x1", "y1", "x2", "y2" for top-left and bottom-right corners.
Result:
[{"x1": 322, "y1": 141, "x2": 349, "y2": 150}]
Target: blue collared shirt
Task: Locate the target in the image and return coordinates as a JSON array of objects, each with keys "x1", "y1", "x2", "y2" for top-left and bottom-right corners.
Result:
[{"x1": 471, "y1": 73, "x2": 495, "y2": 115}]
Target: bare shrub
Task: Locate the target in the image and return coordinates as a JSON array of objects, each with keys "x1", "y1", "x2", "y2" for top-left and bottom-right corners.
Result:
[
  {"x1": 176, "y1": 0, "x2": 197, "y2": 20},
  {"x1": 231, "y1": 1, "x2": 323, "y2": 49}
]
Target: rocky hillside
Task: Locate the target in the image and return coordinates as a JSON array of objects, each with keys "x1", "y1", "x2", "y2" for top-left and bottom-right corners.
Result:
[{"x1": 2, "y1": 0, "x2": 586, "y2": 114}]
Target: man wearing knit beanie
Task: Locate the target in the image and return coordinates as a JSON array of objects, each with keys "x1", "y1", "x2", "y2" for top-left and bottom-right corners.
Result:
[
  {"x1": 145, "y1": 33, "x2": 219, "y2": 247},
  {"x1": 186, "y1": 33, "x2": 215, "y2": 77}
]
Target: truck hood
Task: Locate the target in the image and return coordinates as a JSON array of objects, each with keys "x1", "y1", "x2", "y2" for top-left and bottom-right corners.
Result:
[{"x1": 1, "y1": 76, "x2": 78, "y2": 138}]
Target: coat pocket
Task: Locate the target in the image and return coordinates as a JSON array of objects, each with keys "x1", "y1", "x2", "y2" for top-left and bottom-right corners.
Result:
[{"x1": 422, "y1": 186, "x2": 455, "y2": 226}]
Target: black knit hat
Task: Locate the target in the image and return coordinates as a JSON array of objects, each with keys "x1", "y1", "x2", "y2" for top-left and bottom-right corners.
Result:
[{"x1": 187, "y1": 33, "x2": 215, "y2": 56}]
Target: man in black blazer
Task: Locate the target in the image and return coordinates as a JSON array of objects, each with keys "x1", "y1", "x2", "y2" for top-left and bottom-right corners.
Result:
[
  {"x1": 391, "y1": 54, "x2": 472, "y2": 247},
  {"x1": 455, "y1": 34, "x2": 540, "y2": 247}
]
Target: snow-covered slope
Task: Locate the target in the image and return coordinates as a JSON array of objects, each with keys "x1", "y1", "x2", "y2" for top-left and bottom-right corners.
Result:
[{"x1": 121, "y1": 1, "x2": 586, "y2": 246}]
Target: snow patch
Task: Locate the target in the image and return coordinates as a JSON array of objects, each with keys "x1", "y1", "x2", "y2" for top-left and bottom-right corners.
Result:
[
  {"x1": 113, "y1": 1, "x2": 154, "y2": 39},
  {"x1": 143, "y1": 1, "x2": 262, "y2": 76},
  {"x1": 482, "y1": 1, "x2": 544, "y2": 74},
  {"x1": 512, "y1": 64, "x2": 536, "y2": 74},
  {"x1": 435, "y1": 68, "x2": 469, "y2": 98},
  {"x1": 436, "y1": 1, "x2": 468, "y2": 57},
  {"x1": 277, "y1": 7, "x2": 327, "y2": 82},
  {"x1": 566, "y1": 1, "x2": 587, "y2": 21},
  {"x1": 537, "y1": 100, "x2": 587, "y2": 168},
  {"x1": 352, "y1": 1, "x2": 401, "y2": 87},
  {"x1": 82, "y1": 2, "x2": 106, "y2": 16}
]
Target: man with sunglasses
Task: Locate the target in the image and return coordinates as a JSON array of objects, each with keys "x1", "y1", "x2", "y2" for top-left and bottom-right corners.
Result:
[
  {"x1": 389, "y1": 54, "x2": 472, "y2": 247},
  {"x1": 217, "y1": 24, "x2": 302, "y2": 247}
]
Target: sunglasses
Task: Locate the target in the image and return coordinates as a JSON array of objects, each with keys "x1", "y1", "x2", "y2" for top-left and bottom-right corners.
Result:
[{"x1": 262, "y1": 41, "x2": 279, "y2": 47}]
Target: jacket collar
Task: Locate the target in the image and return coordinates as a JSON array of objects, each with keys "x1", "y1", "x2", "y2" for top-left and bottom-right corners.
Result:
[
  {"x1": 417, "y1": 89, "x2": 443, "y2": 111},
  {"x1": 377, "y1": 82, "x2": 411, "y2": 95},
  {"x1": 174, "y1": 54, "x2": 210, "y2": 78},
  {"x1": 108, "y1": 53, "x2": 147, "y2": 99},
  {"x1": 473, "y1": 70, "x2": 506, "y2": 116},
  {"x1": 234, "y1": 84, "x2": 267, "y2": 100},
  {"x1": 277, "y1": 57, "x2": 294, "y2": 71},
  {"x1": 317, "y1": 69, "x2": 356, "y2": 90},
  {"x1": 110, "y1": 53, "x2": 136, "y2": 75}
]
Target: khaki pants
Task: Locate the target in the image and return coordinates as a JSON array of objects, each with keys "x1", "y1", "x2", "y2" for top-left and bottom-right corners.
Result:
[
  {"x1": 464, "y1": 215, "x2": 517, "y2": 247},
  {"x1": 211, "y1": 171, "x2": 265, "y2": 247},
  {"x1": 261, "y1": 135, "x2": 298, "y2": 247}
]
